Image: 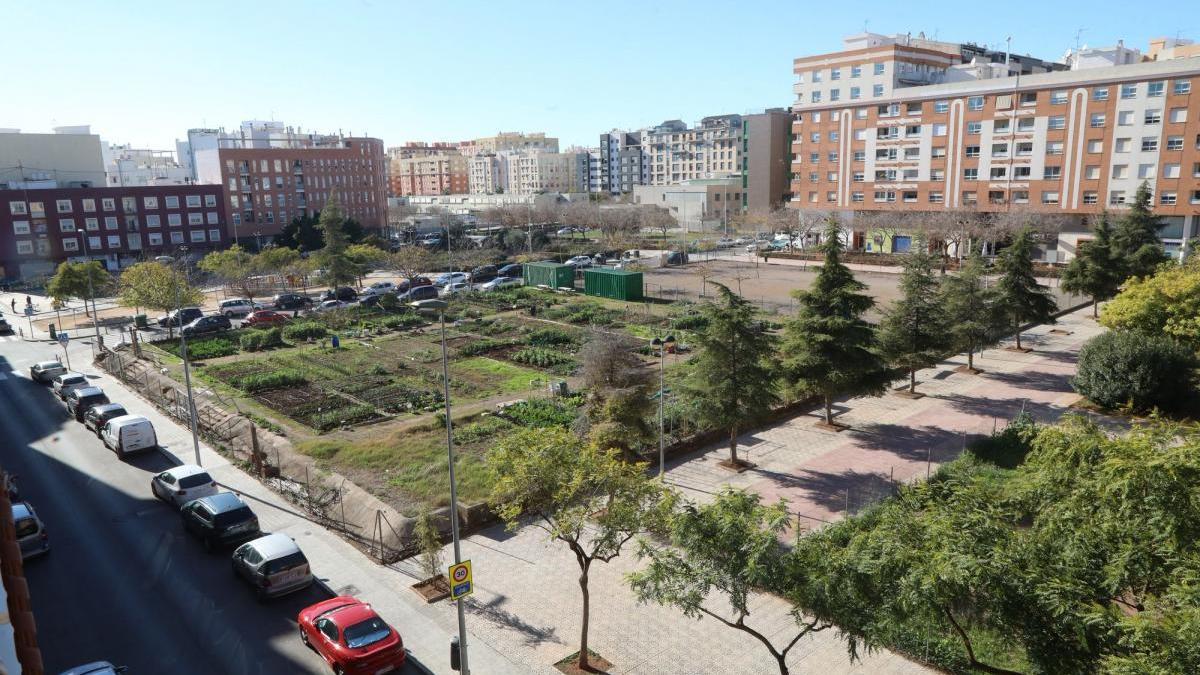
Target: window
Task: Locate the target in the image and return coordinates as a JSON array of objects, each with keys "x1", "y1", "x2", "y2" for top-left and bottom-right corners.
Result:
[
  {"x1": 875, "y1": 169, "x2": 897, "y2": 181},
  {"x1": 962, "y1": 191, "x2": 978, "y2": 204},
  {"x1": 190, "y1": 230, "x2": 207, "y2": 243},
  {"x1": 852, "y1": 171, "x2": 865, "y2": 182},
  {"x1": 904, "y1": 147, "x2": 920, "y2": 159},
  {"x1": 1115, "y1": 138, "x2": 1131, "y2": 153},
  {"x1": 994, "y1": 119, "x2": 1011, "y2": 133},
  {"x1": 56, "y1": 199, "x2": 72, "y2": 213},
  {"x1": 808, "y1": 192, "x2": 818, "y2": 203},
  {"x1": 931, "y1": 169, "x2": 945, "y2": 180},
  {"x1": 1145, "y1": 109, "x2": 1162, "y2": 124},
  {"x1": 965, "y1": 145, "x2": 981, "y2": 158},
  {"x1": 1014, "y1": 166, "x2": 1032, "y2": 178},
  {"x1": 1050, "y1": 91, "x2": 1068, "y2": 104},
  {"x1": 1147, "y1": 81, "x2": 1165, "y2": 97},
  {"x1": 1019, "y1": 92, "x2": 1037, "y2": 106},
  {"x1": 811, "y1": 70, "x2": 822, "y2": 83},
  {"x1": 850, "y1": 65, "x2": 862, "y2": 78},
  {"x1": 1117, "y1": 111, "x2": 1134, "y2": 126},
  {"x1": 1137, "y1": 163, "x2": 1156, "y2": 179},
  {"x1": 206, "y1": 211, "x2": 219, "y2": 224},
  {"x1": 1043, "y1": 166, "x2": 1062, "y2": 179},
  {"x1": 995, "y1": 94, "x2": 1013, "y2": 109},
  {"x1": 877, "y1": 127, "x2": 899, "y2": 140},
  {"x1": 170, "y1": 231, "x2": 184, "y2": 244},
  {"x1": 165, "y1": 196, "x2": 179, "y2": 209},
  {"x1": 1048, "y1": 116, "x2": 1066, "y2": 130},
  {"x1": 828, "y1": 152, "x2": 838, "y2": 163},
  {"x1": 9, "y1": 201, "x2": 26, "y2": 215},
  {"x1": 855, "y1": 108, "x2": 868, "y2": 120},
  {"x1": 106, "y1": 235, "x2": 121, "y2": 248},
  {"x1": 1166, "y1": 136, "x2": 1184, "y2": 150},
  {"x1": 1090, "y1": 113, "x2": 1106, "y2": 127},
  {"x1": 1174, "y1": 80, "x2": 1192, "y2": 95},
  {"x1": 966, "y1": 121, "x2": 982, "y2": 135},
  {"x1": 931, "y1": 147, "x2": 947, "y2": 158},
  {"x1": 990, "y1": 167, "x2": 1007, "y2": 179},
  {"x1": 872, "y1": 84, "x2": 884, "y2": 97},
  {"x1": 59, "y1": 218, "x2": 75, "y2": 232},
  {"x1": 188, "y1": 213, "x2": 203, "y2": 225},
  {"x1": 873, "y1": 63, "x2": 885, "y2": 75},
  {"x1": 873, "y1": 190, "x2": 896, "y2": 202},
  {"x1": 808, "y1": 172, "x2": 819, "y2": 183},
  {"x1": 932, "y1": 123, "x2": 948, "y2": 137},
  {"x1": 991, "y1": 143, "x2": 1009, "y2": 157},
  {"x1": 1164, "y1": 163, "x2": 1181, "y2": 179},
  {"x1": 988, "y1": 190, "x2": 1006, "y2": 204},
  {"x1": 1042, "y1": 191, "x2": 1060, "y2": 204},
  {"x1": 1112, "y1": 165, "x2": 1129, "y2": 179},
  {"x1": 1170, "y1": 108, "x2": 1188, "y2": 123},
  {"x1": 906, "y1": 102, "x2": 922, "y2": 115},
  {"x1": 905, "y1": 124, "x2": 921, "y2": 136},
  {"x1": 148, "y1": 232, "x2": 163, "y2": 246},
  {"x1": 168, "y1": 213, "x2": 182, "y2": 226},
  {"x1": 84, "y1": 217, "x2": 98, "y2": 230},
  {"x1": 1141, "y1": 137, "x2": 1158, "y2": 152},
  {"x1": 851, "y1": 192, "x2": 864, "y2": 203},
  {"x1": 1120, "y1": 83, "x2": 1137, "y2": 99},
  {"x1": 928, "y1": 191, "x2": 944, "y2": 203},
  {"x1": 29, "y1": 202, "x2": 44, "y2": 217},
  {"x1": 968, "y1": 96, "x2": 984, "y2": 111},
  {"x1": 101, "y1": 198, "x2": 116, "y2": 211},
  {"x1": 810, "y1": 91, "x2": 821, "y2": 103},
  {"x1": 1084, "y1": 165, "x2": 1100, "y2": 179},
  {"x1": 12, "y1": 220, "x2": 30, "y2": 235},
  {"x1": 146, "y1": 214, "x2": 160, "y2": 228},
  {"x1": 186, "y1": 195, "x2": 201, "y2": 208},
  {"x1": 1017, "y1": 141, "x2": 1034, "y2": 156},
  {"x1": 143, "y1": 196, "x2": 159, "y2": 209},
  {"x1": 853, "y1": 129, "x2": 867, "y2": 141},
  {"x1": 1160, "y1": 192, "x2": 1177, "y2": 205},
  {"x1": 1017, "y1": 118, "x2": 1035, "y2": 132},
  {"x1": 850, "y1": 86, "x2": 861, "y2": 99},
  {"x1": 826, "y1": 191, "x2": 837, "y2": 202},
  {"x1": 104, "y1": 216, "x2": 118, "y2": 230},
  {"x1": 902, "y1": 191, "x2": 918, "y2": 203},
  {"x1": 830, "y1": 68, "x2": 840, "y2": 81},
  {"x1": 830, "y1": 89, "x2": 840, "y2": 101},
  {"x1": 1046, "y1": 141, "x2": 1064, "y2": 155},
  {"x1": 1013, "y1": 190, "x2": 1030, "y2": 203},
  {"x1": 810, "y1": 131, "x2": 820, "y2": 142},
  {"x1": 853, "y1": 150, "x2": 866, "y2": 161},
  {"x1": 62, "y1": 238, "x2": 79, "y2": 252},
  {"x1": 963, "y1": 168, "x2": 979, "y2": 181},
  {"x1": 1093, "y1": 87, "x2": 1109, "y2": 101},
  {"x1": 1082, "y1": 191, "x2": 1098, "y2": 205},
  {"x1": 15, "y1": 241, "x2": 33, "y2": 255},
  {"x1": 809, "y1": 152, "x2": 819, "y2": 163},
  {"x1": 934, "y1": 100, "x2": 949, "y2": 113}
]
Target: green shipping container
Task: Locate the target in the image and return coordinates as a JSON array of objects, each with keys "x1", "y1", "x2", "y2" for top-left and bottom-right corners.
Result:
[
  {"x1": 523, "y1": 262, "x2": 575, "y2": 289},
  {"x1": 583, "y1": 268, "x2": 644, "y2": 302}
]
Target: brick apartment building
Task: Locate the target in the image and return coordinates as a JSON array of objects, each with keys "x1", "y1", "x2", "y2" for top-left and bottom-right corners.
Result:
[
  {"x1": 1, "y1": 184, "x2": 228, "y2": 280},
  {"x1": 386, "y1": 143, "x2": 468, "y2": 197},
  {"x1": 789, "y1": 33, "x2": 1200, "y2": 258}
]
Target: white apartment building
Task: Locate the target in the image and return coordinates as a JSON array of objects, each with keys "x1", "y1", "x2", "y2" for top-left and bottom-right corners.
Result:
[
  {"x1": 103, "y1": 143, "x2": 191, "y2": 187},
  {"x1": 643, "y1": 115, "x2": 744, "y2": 185},
  {"x1": 467, "y1": 154, "x2": 506, "y2": 194}
]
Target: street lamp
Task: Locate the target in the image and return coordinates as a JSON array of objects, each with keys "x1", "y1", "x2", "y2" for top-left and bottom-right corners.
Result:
[
  {"x1": 77, "y1": 232, "x2": 104, "y2": 349},
  {"x1": 411, "y1": 298, "x2": 469, "y2": 674},
  {"x1": 650, "y1": 334, "x2": 676, "y2": 478},
  {"x1": 174, "y1": 247, "x2": 203, "y2": 466}
]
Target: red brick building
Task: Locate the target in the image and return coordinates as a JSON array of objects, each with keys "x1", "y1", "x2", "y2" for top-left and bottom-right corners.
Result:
[
  {"x1": 386, "y1": 143, "x2": 468, "y2": 196},
  {"x1": 1, "y1": 184, "x2": 228, "y2": 280}
]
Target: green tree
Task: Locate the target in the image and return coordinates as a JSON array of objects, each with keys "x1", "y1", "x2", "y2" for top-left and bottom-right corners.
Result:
[
  {"x1": 118, "y1": 261, "x2": 203, "y2": 337},
  {"x1": 629, "y1": 489, "x2": 833, "y2": 675},
  {"x1": 46, "y1": 260, "x2": 114, "y2": 324},
  {"x1": 275, "y1": 214, "x2": 324, "y2": 251},
  {"x1": 578, "y1": 333, "x2": 653, "y2": 454},
  {"x1": 781, "y1": 220, "x2": 888, "y2": 425},
  {"x1": 878, "y1": 240, "x2": 951, "y2": 394},
  {"x1": 1099, "y1": 257, "x2": 1200, "y2": 348},
  {"x1": 414, "y1": 507, "x2": 445, "y2": 583},
  {"x1": 682, "y1": 283, "x2": 778, "y2": 467},
  {"x1": 315, "y1": 197, "x2": 358, "y2": 288},
  {"x1": 198, "y1": 244, "x2": 257, "y2": 301},
  {"x1": 1061, "y1": 215, "x2": 1122, "y2": 317},
  {"x1": 345, "y1": 242, "x2": 389, "y2": 287},
  {"x1": 487, "y1": 428, "x2": 673, "y2": 672},
  {"x1": 995, "y1": 228, "x2": 1056, "y2": 350},
  {"x1": 254, "y1": 246, "x2": 300, "y2": 277},
  {"x1": 1071, "y1": 330, "x2": 1196, "y2": 411},
  {"x1": 940, "y1": 249, "x2": 1002, "y2": 372},
  {"x1": 1112, "y1": 182, "x2": 1169, "y2": 280}
]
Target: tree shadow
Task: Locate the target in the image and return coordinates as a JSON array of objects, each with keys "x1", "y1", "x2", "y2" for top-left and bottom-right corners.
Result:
[
  {"x1": 979, "y1": 368, "x2": 1074, "y2": 393},
  {"x1": 1034, "y1": 349, "x2": 1080, "y2": 365},
  {"x1": 934, "y1": 393, "x2": 1062, "y2": 423},
  {"x1": 845, "y1": 423, "x2": 973, "y2": 462},
  {"x1": 464, "y1": 593, "x2": 561, "y2": 647},
  {"x1": 750, "y1": 467, "x2": 899, "y2": 514}
]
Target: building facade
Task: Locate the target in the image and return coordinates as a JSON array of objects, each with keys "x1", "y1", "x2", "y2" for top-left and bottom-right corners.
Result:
[
  {"x1": 389, "y1": 152, "x2": 468, "y2": 197},
  {"x1": 644, "y1": 115, "x2": 744, "y2": 186},
  {"x1": 789, "y1": 33, "x2": 1200, "y2": 258},
  {"x1": 458, "y1": 132, "x2": 559, "y2": 157},
  {"x1": 633, "y1": 178, "x2": 743, "y2": 231},
  {"x1": 0, "y1": 128, "x2": 107, "y2": 188},
  {"x1": 103, "y1": 143, "x2": 191, "y2": 187},
  {"x1": 599, "y1": 130, "x2": 648, "y2": 195},
  {"x1": 1, "y1": 184, "x2": 228, "y2": 279},
  {"x1": 743, "y1": 109, "x2": 794, "y2": 213}
]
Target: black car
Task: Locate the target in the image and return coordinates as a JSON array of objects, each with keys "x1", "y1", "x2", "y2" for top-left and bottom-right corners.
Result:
[
  {"x1": 497, "y1": 263, "x2": 522, "y2": 278},
  {"x1": 180, "y1": 493, "x2": 261, "y2": 552},
  {"x1": 358, "y1": 294, "x2": 384, "y2": 308},
  {"x1": 469, "y1": 265, "x2": 498, "y2": 283},
  {"x1": 158, "y1": 307, "x2": 204, "y2": 328},
  {"x1": 398, "y1": 285, "x2": 439, "y2": 302},
  {"x1": 84, "y1": 403, "x2": 128, "y2": 436},
  {"x1": 322, "y1": 287, "x2": 358, "y2": 302},
  {"x1": 66, "y1": 387, "x2": 110, "y2": 422},
  {"x1": 272, "y1": 293, "x2": 313, "y2": 310},
  {"x1": 181, "y1": 315, "x2": 232, "y2": 337}
]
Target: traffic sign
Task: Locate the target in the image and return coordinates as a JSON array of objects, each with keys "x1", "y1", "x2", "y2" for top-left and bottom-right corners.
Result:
[
  {"x1": 23, "y1": 306, "x2": 32, "y2": 316},
  {"x1": 448, "y1": 560, "x2": 473, "y2": 600},
  {"x1": 57, "y1": 331, "x2": 69, "y2": 346}
]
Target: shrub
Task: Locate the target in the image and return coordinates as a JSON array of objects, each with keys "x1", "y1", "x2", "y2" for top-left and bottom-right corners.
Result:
[
  {"x1": 184, "y1": 337, "x2": 238, "y2": 360},
  {"x1": 497, "y1": 398, "x2": 580, "y2": 428},
  {"x1": 526, "y1": 327, "x2": 577, "y2": 347},
  {"x1": 232, "y1": 368, "x2": 308, "y2": 393},
  {"x1": 671, "y1": 313, "x2": 709, "y2": 331},
  {"x1": 511, "y1": 347, "x2": 574, "y2": 369},
  {"x1": 459, "y1": 339, "x2": 515, "y2": 356},
  {"x1": 283, "y1": 322, "x2": 328, "y2": 341},
  {"x1": 240, "y1": 327, "x2": 283, "y2": 352},
  {"x1": 380, "y1": 313, "x2": 423, "y2": 330},
  {"x1": 1072, "y1": 330, "x2": 1196, "y2": 411},
  {"x1": 966, "y1": 411, "x2": 1036, "y2": 469},
  {"x1": 309, "y1": 404, "x2": 378, "y2": 431},
  {"x1": 454, "y1": 416, "x2": 514, "y2": 444}
]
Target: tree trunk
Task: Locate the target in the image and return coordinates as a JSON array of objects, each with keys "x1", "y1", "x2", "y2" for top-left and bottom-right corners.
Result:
[
  {"x1": 1015, "y1": 329, "x2": 1022, "y2": 350},
  {"x1": 824, "y1": 396, "x2": 833, "y2": 425},
  {"x1": 967, "y1": 349, "x2": 975, "y2": 371},
  {"x1": 776, "y1": 653, "x2": 790, "y2": 675},
  {"x1": 578, "y1": 564, "x2": 591, "y2": 670},
  {"x1": 909, "y1": 368, "x2": 917, "y2": 393},
  {"x1": 729, "y1": 427, "x2": 739, "y2": 466},
  {"x1": 1092, "y1": 297, "x2": 1098, "y2": 318}
]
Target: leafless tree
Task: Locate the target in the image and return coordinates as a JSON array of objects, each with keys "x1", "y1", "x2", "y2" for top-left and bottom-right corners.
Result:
[
  {"x1": 638, "y1": 205, "x2": 676, "y2": 240},
  {"x1": 389, "y1": 245, "x2": 438, "y2": 283}
]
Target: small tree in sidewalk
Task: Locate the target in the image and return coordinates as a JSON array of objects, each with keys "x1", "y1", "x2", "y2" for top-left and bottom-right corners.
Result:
[
  {"x1": 628, "y1": 488, "x2": 833, "y2": 675},
  {"x1": 414, "y1": 507, "x2": 445, "y2": 585},
  {"x1": 1060, "y1": 215, "x2": 1122, "y2": 318},
  {"x1": 487, "y1": 428, "x2": 673, "y2": 673},
  {"x1": 995, "y1": 228, "x2": 1056, "y2": 350},
  {"x1": 47, "y1": 260, "x2": 115, "y2": 325},
  {"x1": 878, "y1": 240, "x2": 952, "y2": 395},
  {"x1": 939, "y1": 250, "x2": 1002, "y2": 372}
]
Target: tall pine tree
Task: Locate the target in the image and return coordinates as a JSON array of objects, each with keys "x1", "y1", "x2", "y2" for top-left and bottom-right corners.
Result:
[
  {"x1": 316, "y1": 197, "x2": 358, "y2": 287},
  {"x1": 995, "y1": 228, "x2": 1056, "y2": 350},
  {"x1": 682, "y1": 283, "x2": 778, "y2": 468},
  {"x1": 1112, "y1": 182, "x2": 1168, "y2": 280},
  {"x1": 1061, "y1": 214, "x2": 1122, "y2": 317},
  {"x1": 940, "y1": 249, "x2": 1002, "y2": 372},
  {"x1": 782, "y1": 220, "x2": 889, "y2": 426},
  {"x1": 878, "y1": 239, "x2": 951, "y2": 395}
]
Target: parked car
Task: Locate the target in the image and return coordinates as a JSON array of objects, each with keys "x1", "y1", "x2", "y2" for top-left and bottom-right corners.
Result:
[
  {"x1": 218, "y1": 298, "x2": 256, "y2": 317},
  {"x1": 397, "y1": 285, "x2": 439, "y2": 303},
  {"x1": 315, "y1": 299, "x2": 351, "y2": 312},
  {"x1": 665, "y1": 250, "x2": 689, "y2": 265},
  {"x1": 479, "y1": 276, "x2": 521, "y2": 292},
  {"x1": 52, "y1": 372, "x2": 89, "y2": 401},
  {"x1": 468, "y1": 265, "x2": 498, "y2": 283},
  {"x1": 58, "y1": 662, "x2": 127, "y2": 675},
  {"x1": 745, "y1": 240, "x2": 769, "y2": 252},
  {"x1": 358, "y1": 294, "x2": 385, "y2": 309},
  {"x1": 84, "y1": 403, "x2": 128, "y2": 436},
  {"x1": 716, "y1": 237, "x2": 736, "y2": 248},
  {"x1": 497, "y1": 263, "x2": 522, "y2": 278},
  {"x1": 151, "y1": 464, "x2": 218, "y2": 508},
  {"x1": 323, "y1": 287, "x2": 358, "y2": 302},
  {"x1": 158, "y1": 307, "x2": 203, "y2": 328},
  {"x1": 232, "y1": 532, "x2": 314, "y2": 600},
  {"x1": 181, "y1": 315, "x2": 232, "y2": 337},
  {"x1": 565, "y1": 255, "x2": 593, "y2": 268},
  {"x1": 0, "y1": 317, "x2": 11, "y2": 334},
  {"x1": 440, "y1": 282, "x2": 471, "y2": 296},
  {"x1": 180, "y1": 493, "x2": 261, "y2": 552},
  {"x1": 418, "y1": 233, "x2": 444, "y2": 248},
  {"x1": 432, "y1": 272, "x2": 468, "y2": 287},
  {"x1": 297, "y1": 597, "x2": 406, "y2": 673},
  {"x1": 556, "y1": 227, "x2": 574, "y2": 236},
  {"x1": 66, "y1": 386, "x2": 110, "y2": 422},
  {"x1": 243, "y1": 310, "x2": 290, "y2": 328},
  {"x1": 364, "y1": 281, "x2": 396, "y2": 296},
  {"x1": 30, "y1": 360, "x2": 66, "y2": 383},
  {"x1": 272, "y1": 293, "x2": 313, "y2": 310},
  {"x1": 100, "y1": 415, "x2": 158, "y2": 457},
  {"x1": 12, "y1": 501, "x2": 49, "y2": 560}
]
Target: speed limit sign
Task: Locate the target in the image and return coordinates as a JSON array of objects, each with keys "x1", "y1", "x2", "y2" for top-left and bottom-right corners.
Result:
[{"x1": 448, "y1": 560, "x2": 473, "y2": 600}]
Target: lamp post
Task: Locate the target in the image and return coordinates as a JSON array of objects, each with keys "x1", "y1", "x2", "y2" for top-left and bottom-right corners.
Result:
[
  {"x1": 413, "y1": 298, "x2": 469, "y2": 674},
  {"x1": 174, "y1": 247, "x2": 203, "y2": 466},
  {"x1": 650, "y1": 334, "x2": 675, "y2": 478},
  {"x1": 77, "y1": 232, "x2": 103, "y2": 348}
]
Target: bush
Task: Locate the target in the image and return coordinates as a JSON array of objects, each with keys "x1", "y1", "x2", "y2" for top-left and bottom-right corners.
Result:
[
  {"x1": 309, "y1": 404, "x2": 378, "y2": 431},
  {"x1": 232, "y1": 368, "x2": 308, "y2": 393},
  {"x1": 526, "y1": 327, "x2": 577, "y2": 347},
  {"x1": 1072, "y1": 330, "x2": 1196, "y2": 411},
  {"x1": 497, "y1": 398, "x2": 580, "y2": 428},
  {"x1": 283, "y1": 322, "x2": 328, "y2": 341},
  {"x1": 380, "y1": 313, "x2": 423, "y2": 330},
  {"x1": 183, "y1": 337, "x2": 238, "y2": 360},
  {"x1": 459, "y1": 339, "x2": 515, "y2": 356},
  {"x1": 671, "y1": 313, "x2": 709, "y2": 331},
  {"x1": 240, "y1": 327, "x2": 283, "y2": 352},
  {"x1": 454, "y1": 416, "x2": 514, "y2": 444},
  {"x1": 966, "y1": 411, "x2": 1036, "y2": 469},
  {"x1": 511, "y1": 347, "x2": 574, "y2": 369}
]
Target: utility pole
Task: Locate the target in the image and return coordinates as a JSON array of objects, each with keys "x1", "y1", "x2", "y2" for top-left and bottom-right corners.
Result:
[{"x1": 175, "y1": 249, "x2": 203, "y2": 466}]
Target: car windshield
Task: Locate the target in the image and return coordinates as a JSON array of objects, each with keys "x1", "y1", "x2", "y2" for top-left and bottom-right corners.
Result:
[
  {"x1": 178, "y1": 473, "x2": 212, "y2": 489},
  {"x1": 262, "y1": 551, "x2": 308, "y2": 575},
  {"x1": 103, "y1": 407, "x2": 127, "y2": 419},
  {"x1": 343, "y1": 617, "x2": 390, "y2": 649},
  {"x1": 213, "y1": 506, "x2": 254, "y2": 527},
  {"x1": 14, "y1": 517, "x2": 38, "y2": 538}
]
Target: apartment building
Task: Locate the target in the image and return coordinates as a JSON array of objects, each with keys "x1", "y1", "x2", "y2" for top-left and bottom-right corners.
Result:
[
  {"x1": 789, "y1": 33, "x2": 1200, "y2": 258},
  {"x1": 458, "y1": 132, "x2": 559, "y2": 157},
  {"x1": 644, "y1": 115, "x2": 744, "y2": 186},
  {"x1": 467, "y1": 154, "x2": 506, "y2": 194},
  {"x1": 103, "y1": 143, "x2": 191, "y2": 187},
  {"x1": 0, "y1": 127, "x2": 107, "y2": 188},
  {"x1": 633, "y1": 178, "x2": 744, "y2": 231},
  {"x1": 190, "y1": 126, "x2": 386, "y2": 240},
  {"x1": 743, "y1": 109, "x2": 794, "y2": 212},
  {"x1": 387, "y1": 144, "x2": 468, "y2": 197},
  {"x1": 503, "y1": 151, "x2": 575, "y2": 195},
  {"x1": 599, "y1": 130, "x2": 648, "y2": 195},
  {"x1": 1, "y1": 184, "x2": 228, "y2": 279}
]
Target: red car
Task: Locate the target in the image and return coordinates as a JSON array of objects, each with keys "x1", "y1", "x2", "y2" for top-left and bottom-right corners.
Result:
[
  {"x1": 243, "y1": 310, "x2": 290, "y2": 328},
  {"x1": 298, "y1": 596, "x2": 406, "y2": 674}
]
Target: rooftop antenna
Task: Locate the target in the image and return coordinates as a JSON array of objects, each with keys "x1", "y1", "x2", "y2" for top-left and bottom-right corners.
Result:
[{"x1": 1074, "y1": 27, "x2": 1085, "y2": 54}]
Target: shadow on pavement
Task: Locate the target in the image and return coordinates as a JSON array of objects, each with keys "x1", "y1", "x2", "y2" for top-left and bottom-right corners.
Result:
[
  {"x1": 465, "y1": 593, "x2": 561, "y2": 647},
  {"x1": 846, "y1": 422, "x2": 972, "y2": 462},
  {"x1": 934, "y1": 393, "x2": 1062, "y2": 423},
  {"x1": 979, "y1": 368, "x2": 1075, "y2": 394},
  {"x1": 749, "y1": 466, "x2": 900, "y2": 515}
]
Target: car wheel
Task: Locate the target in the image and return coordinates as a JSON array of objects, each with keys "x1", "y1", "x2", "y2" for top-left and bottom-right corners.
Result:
[{"x1": 300, "y1": 627, "x2": 310, "y2": 647}]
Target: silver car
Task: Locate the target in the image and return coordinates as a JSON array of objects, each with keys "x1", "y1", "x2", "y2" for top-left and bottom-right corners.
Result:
[
  {"x1": 52, "y1": 372, "x2": 89, "y2": 400},
  {"x1": 30, "y1": 360, "x2": 66, "y2": 383},
  {"x1": 13, "y1": 502, "x2": 49, "y2": 560},
  {"x1": 232, "y1": 533, "x2": 313, "y2": 600}
]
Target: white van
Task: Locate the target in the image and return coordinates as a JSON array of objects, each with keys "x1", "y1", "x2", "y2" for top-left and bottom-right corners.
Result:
[{"x1": 101, "y1": 415, "x2": 158, "y2": 457}]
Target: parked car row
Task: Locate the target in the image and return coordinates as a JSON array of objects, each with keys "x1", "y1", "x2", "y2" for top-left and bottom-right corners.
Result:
[{"x1": 26, "y1": 361, "x2": 408, "y2": 672}]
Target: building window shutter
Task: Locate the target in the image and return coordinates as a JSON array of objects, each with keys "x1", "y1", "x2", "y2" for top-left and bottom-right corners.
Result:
[{"x1": 994, "y1": 94, "x2": 1013, "y2": 109}]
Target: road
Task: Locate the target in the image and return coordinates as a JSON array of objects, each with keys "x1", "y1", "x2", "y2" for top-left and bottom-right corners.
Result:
[{"x1": 0, "y1": 331, "x2": 415, "y2": 674}]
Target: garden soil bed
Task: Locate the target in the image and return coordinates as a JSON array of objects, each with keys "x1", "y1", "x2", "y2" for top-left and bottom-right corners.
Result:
[
  {"x1": 410, "y1": 575, "x2": 451, "y2": 603},
  {"x1": 555, "y1": 650, "x2": 613, "y2": 675}
]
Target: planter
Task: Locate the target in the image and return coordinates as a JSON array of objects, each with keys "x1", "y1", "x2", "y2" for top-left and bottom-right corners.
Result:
[{"x1": 410, "y1": 575, "x2": 451, "y2": 603}]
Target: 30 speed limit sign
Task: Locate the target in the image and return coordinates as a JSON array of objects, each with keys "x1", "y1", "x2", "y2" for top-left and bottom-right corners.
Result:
[{"x1": 448, "y1": 560, "x2": 473, "y2": 600}]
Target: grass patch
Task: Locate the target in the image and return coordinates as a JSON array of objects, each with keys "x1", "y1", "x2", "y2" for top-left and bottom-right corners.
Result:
[{"x1": 453, "y1": 357, "x2": 546, "y2": 395}]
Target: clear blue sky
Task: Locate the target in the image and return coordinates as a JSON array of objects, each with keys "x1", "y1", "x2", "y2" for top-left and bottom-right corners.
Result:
[{"x1": 2, "y1": 0, "x2": 1194, "y2": 151}]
